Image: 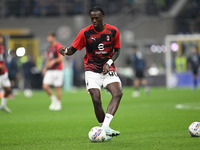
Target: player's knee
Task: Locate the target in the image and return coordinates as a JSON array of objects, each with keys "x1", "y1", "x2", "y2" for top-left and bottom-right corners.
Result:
[
  {"x1": 113, "y1": 90, "x2": 123, "y2": 100},
  {"x1": 5, "y1": 88, "x2": 11, "y2": 95}
]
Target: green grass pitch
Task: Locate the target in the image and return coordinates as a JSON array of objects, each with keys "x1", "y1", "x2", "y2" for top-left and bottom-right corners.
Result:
[{"x1": 0, "y1": 88, "x2": 200, "y2": 150}]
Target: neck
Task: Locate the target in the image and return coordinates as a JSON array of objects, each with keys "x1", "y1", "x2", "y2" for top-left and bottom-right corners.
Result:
[
  {"x1": 51, "y1": 41, "x2": 56, "y2": 46},
  {"x1": 95, "y1": 23, "x2": 105, "y2": 32}
]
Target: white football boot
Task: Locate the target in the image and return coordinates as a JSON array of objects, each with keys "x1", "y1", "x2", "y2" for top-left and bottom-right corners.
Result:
[
  {"x1": 103, "y1": 127, "x2": 120, "y2": 137},
  {"x1": 49, "y1": 100, "x2": 57, "y2": 110},
  {"x1": 0, "y1": 106, "x2": 11, "y2": 113},
  {"x1": 53, "y1": 101, "x2": 62, "y2": 111},
  {"x1": 105, "y1": 135, "x2": 112, "y2": 140}
]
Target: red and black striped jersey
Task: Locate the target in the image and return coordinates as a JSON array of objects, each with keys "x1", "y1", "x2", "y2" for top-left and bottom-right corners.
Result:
[
  {"x1": 46, "y1": 42, "x2": 63, "y2": 70},
  {"x1": 0, "y1": 45, "x2": 7, "y2": 75},
  {"x1": 72, "y1": 23, "x2": 121, "y2": 73}
]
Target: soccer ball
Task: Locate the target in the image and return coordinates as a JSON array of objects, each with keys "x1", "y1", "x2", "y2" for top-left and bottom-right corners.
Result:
[
  {"x1": 24, "y1": 89, "x2": 33, "y2": 98},
  {"x1": 188, "y1": 122, "x2": 200, "y2": 137},
  {"x1": 88, "y1": 126, "x2": 106, "y2": 142}
]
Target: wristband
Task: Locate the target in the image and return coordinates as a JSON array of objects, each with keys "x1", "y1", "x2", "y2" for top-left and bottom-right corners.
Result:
[
  {"x1": 65, "y1": 47, "x2": 68, "y2": 54},
  {"x1": 106, "y1": 59, "x2": 113, "y2": 66}
]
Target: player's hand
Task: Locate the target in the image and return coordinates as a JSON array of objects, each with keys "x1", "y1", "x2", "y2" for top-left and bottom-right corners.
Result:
[
  {"x1": 59, "y1": 47, "x2": 66, "y2": 56},
  {"x1": 102, "y1": 63, "x2": 109, "y2": 75}
]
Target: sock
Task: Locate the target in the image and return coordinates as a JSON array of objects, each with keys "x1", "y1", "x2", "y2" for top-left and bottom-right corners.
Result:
[
  {"x1": 50, "y1": 95, "x2": 57, "y2": 102},
  {"x1": 1, "y1": 97, "x2": 7, "y2": 107},
  {"x1": 99, "y1": 122, "x2": 103, "y2": 127},
  {"x1": 102, "y1": 113, "x2": 113, "y2": 128}
]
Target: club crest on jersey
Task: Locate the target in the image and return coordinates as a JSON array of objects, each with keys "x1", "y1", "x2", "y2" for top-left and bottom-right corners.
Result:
[{"x1": 106, "y1": 35, "x2": 110, "y2": 41}]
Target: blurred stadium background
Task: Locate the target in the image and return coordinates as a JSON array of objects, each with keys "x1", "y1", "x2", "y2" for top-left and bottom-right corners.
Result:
[
  {"x1": 0, "y1": 0, "x2": 200, "y2": 90},
  {"x1": 1, "y1": 1, "x2": 200, "y2": 150}
]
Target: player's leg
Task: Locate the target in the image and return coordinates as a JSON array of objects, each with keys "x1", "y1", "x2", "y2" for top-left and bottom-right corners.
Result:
[
  {"x1": 85, "y1": 71, "x2": 105, "y2": 125},
  {"x1": 0, "y1": 87, "x2": 11, "y2": 113},
  {"x1": 106, "y1": 82, "x2": 122, "y2": 116},
  {"x1": 88, "y1": 88, "x2": 112, "y2": 140},
  {"x1": 88, "y1": 88, "x2": 105, "y2": 124},
  {"x1": 133, "y1": 77, "x2": 140, "y2": 97},
  {"x1": 101, "y1": 72, "x2": 123, "y2": 136},
  {"x1": 192, "y1": 69, "x2": 198, "y2": 90},
  {"x1": 102, "y1": 82, "x2": 122, "y2": 136},
  {"x1": 43, "y1": 71, "x2": 57, "y2": 110},
  {"x1": 52, "y1": 70, "x2": 64, "y2": 111},
  {"x1": 141, "y1": 77, "x2": 150, "y2": 95},
  {"x1": 0, "y1": 73, "x2": 12, "y2": 113},
  {"x1": 53, "y1": 86, "x2": 62, "y2": 111}
]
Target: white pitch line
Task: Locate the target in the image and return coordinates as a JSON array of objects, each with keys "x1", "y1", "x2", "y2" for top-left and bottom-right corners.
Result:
[{"x1": 175, "y1": 103, "x2": 200, "y2": 110}]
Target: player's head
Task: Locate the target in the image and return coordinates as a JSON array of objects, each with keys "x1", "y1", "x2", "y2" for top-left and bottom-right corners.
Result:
[
  {"x1": 89, "y1": 6, "x2": 105, "y2": 30},
  {"x1": 132, "y1": 45, "x2": 137, "y2": 53},
  {"x1": 0, "y1": 34, "x2": 3, "y2": 44},
  {"x1": 192, "y1": 46, "x2": 198, "y2": 53},
  {"x1": 47, "y1": 32, "x2": 56, "y2": 44}
]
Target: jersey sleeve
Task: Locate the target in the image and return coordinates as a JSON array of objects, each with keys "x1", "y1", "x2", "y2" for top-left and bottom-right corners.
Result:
[
  {"x1": 114, "y1": 28, "x2": 121, "y2": 49},
  {"x1": 56, "y1": 43, "x2": 63, "y2": 54},
  {"x1": 72, "y1": 29, "x2": 86, "y2": 50}
]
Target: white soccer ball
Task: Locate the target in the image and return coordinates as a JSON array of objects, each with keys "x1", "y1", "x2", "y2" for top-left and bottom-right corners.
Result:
[
  {"x1": 88, "y1": 126, "x2": 106, "y2": 142},
  {"x1": 24, "y1": 89, "x2": 33, "y2": 98},
  {"x1": 188, "y1": 122, "x2": 200, "y2": 137}
]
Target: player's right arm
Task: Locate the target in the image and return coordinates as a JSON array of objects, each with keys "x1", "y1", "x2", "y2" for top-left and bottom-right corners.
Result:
[
  {"x1": 59, "y1": 46, "x2": 77, "y2": 56},
  {"x1": 59, "y1": 29, "x2": 86, "y2": 56}
]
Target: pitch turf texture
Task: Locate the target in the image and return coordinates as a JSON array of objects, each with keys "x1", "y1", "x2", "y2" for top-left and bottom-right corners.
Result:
[{"x1": 0, "y1": 88, "x2": 200, "y2": 150}]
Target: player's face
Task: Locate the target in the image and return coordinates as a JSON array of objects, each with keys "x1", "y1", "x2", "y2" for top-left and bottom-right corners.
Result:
[
  {"x1": 90, "y1": 11, "x2": 104, "y2": 30},
  {"x1": 193, "y1": 47, "x2": 198, "y2": 53},
  {"x1": 47, "y1": 35, "x2": 55, "y2": 44},
  {"x1": 0, "y1": 36, "x2": 3, "y2": 44}
]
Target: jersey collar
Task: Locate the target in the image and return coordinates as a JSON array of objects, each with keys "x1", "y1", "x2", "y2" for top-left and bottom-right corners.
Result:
[{"x1": 92, "y1": 23, "x2": 107, "y2": 34}]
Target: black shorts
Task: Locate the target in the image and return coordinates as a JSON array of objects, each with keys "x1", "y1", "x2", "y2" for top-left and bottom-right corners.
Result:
[
  {"x1": 135, "y1": 70, "x2": 144, "y2": 79},
  {"x1": 192, "y1": 68, "x2": 198, "y2": 75}
]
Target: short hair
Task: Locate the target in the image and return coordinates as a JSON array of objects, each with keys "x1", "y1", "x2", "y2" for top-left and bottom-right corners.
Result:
[
  {"x1": 89, "y1": 6, "x2": 105, "y2": 16},
  {"x1": 0, "y1": 33, "x2": 3, "y2": 38},
  {"x1": 48, "y1": 31, "x2": 56, "y2": 37},
  {"x1": 132, "y1": 45, "x2": 137, "y2": 49}
]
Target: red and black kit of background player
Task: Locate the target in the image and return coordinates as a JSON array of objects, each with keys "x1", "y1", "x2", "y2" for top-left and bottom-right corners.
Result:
[
  {"x1": 0, "y1": 44, "x2": 8, "y2": 75},
  {"x1": 72, "y1": 23, "x2": 121, "y2": 73},
  {"x1": 0, "y1": 34, "x2": 12, "y2": 113},
  {"x1": 46, "y1": 42, "x2": 63, "y2": 70}
]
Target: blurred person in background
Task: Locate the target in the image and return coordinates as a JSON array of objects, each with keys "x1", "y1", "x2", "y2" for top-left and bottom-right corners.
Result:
[
  {"x1": 22, "y1": 55, "x2": 35, "y2": 91},
  {"x1": 6, "y1": 50, "x2": 19, "y2": 93},
  {"x1": 42, "y1": 32, "x2": 64, "y2": 111},
  {"x1": 175, "y1": 52, "x2": 187, "y2": 73},
  {"x1": 131, "y1": 46, "x2": 149, "y2": 97},
  {"x1": 0, "y1": 34, "x2": 12, "y2": 113},
  {"x1": 188, "y1": 46, "x2": 200, "y2": 90}
]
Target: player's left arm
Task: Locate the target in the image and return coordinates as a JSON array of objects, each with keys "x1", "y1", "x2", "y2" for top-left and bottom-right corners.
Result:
[
  {"x1": 103, "y1": 28, "x2": 121, "y2": 75},
  {"x1": 47, "y1": 53, "x2": 64, "y2": 68}
]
